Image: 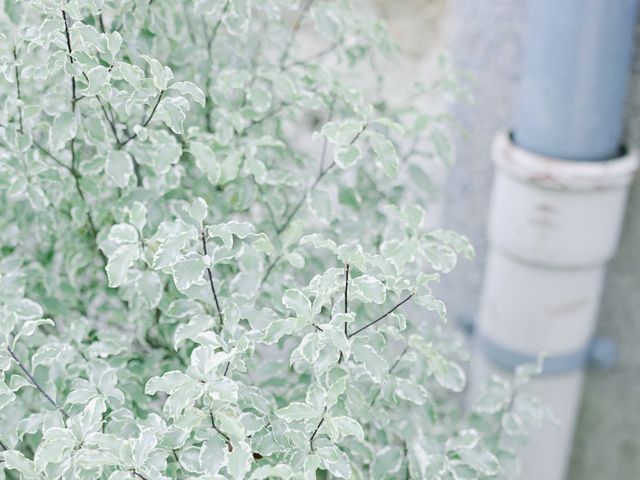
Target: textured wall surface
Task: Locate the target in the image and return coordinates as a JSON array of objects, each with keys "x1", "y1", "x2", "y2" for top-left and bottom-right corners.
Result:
[{"x1": 375, "y1": 1, "x2": 640, "y2": 478}]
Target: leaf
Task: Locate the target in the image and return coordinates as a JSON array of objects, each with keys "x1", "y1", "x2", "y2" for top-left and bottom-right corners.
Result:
[
  {"x1": 172, "y1": 253, "x2": 206, "y2": 290},
  {"x1": 371, "y1": 446, "x2": 404, "y2": 479},
  {"x1": 321, "y1": 119, "x2": 364, "y2": 145},
  {"x1": 351, "y1": 275, "x2": 386, "y2": 304},
  {"x1": 261, "y1": 317, "x2": 296, "y2": 344},
  {"x1": 395, "y1": 378, "x2": 429, "y2": 405},
  {"x1": 108, "y1": 224, "x2": 138, "y2": 244},
  {"x1": 135, "y1": 270, "x2": 163, "y2": 309},
  {"x1": 352, "y1": 343, "x2": 387, "y2": 384},
  {"x1": 142, "y1": 55, "x2": 173, "y2": 90},
  {"x1": 275, "y1": 402, "x2": 318, "y2": 422},
  {"x1": 200, "y1": 435, "x2": 228, "y2": 475},
  {"x1": 132, "y1": 428, "x2": 158, "y2": 468},
  {"x1": 145, "y1": 371, "x2": 194, "y2": 395},
  {"x1": 316, "y1": 445, "x2": 351, "y2": 479},
  {"x1": 369, "y1": 131, "x2": 399, "y2": 177},
  {"x1": 248, "y1": 84, "x2": 272, "y2": 113},
  {"x1": 190, "y1": 141, "x2": 220, "y2": 184},
  {"x1": 227, "y1": 441, "x2": 252, "y2": 480},
  {"x1": 282, "y1": 289, "x2": 313, "y2": 323},
  {"x1": 431, "y1": 129, "x2": 454, "y2": 166},
  {"x1": 106, "y1": 244, "x2": 140, "y2": 287},
  {"x1": 105, "y1": 150, "x2": 133, "y2": 188},
  {"x1": 325, "y1": 416, "x2": 364, "y2": 442},
  {"x1": 170, "y1": 81, "x2": 205, "y2": 107},
  {"x1": 458, "y1": 448, "x2": 500, "y2": 476},
  {"x1": 3, "y1": 450, "x2": 37, "y2": 477},
  {"x1": 334, "y1": 144, "x2": 360, "y2": 169},
  {"x1": 174, "y1": 314, "x2": 215, "y2": 347},
  {"x1": 322, "y1": 318, "x2": 351, "y2": 359},
  {"x1": 472, "y1": 376, "x2": 512, "y2": 414},
  {"x1": 49, "y1": 112, "x2": 76, "y2": 151}
]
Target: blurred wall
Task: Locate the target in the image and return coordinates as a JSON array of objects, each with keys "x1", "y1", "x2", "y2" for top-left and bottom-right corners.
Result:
[{"x1": 374, "y1": 0, "x2": 640, "y2": 478}]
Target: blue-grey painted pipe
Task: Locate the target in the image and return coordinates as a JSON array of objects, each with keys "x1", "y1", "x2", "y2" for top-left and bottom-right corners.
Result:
[{"x1": 514, "y1": 0, "x2": 638, "y2": 161}]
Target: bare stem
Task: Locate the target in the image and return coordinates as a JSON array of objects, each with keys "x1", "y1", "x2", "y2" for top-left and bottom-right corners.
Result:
[
  {"x1": 12, "y1": 47, "x2": 23, "y2": 132},
  {"x1": 280, "y1": 0, "x2": 316, "y2": 67},
  {"x1": 61, "y1": 10, "x2": 77, "y2": 108},
  {"x1": 347, "y1": 294, "x2": 413, "y2": 338},
  {"x1": 131, "y1": 470, "x2": 149, "y2": 480},
  {"x1": 370, "y1": 345, "x2": 410, "y2": 406},
  {"x1": 308, "y1": 407, "x2": 326, "y2": 452},
  {"x1": 120, "y1": 90, "x2": 164, "y2": 146},
  {"x1": 7, "y1": 345, "x2": 68, "y2": 418},
  {"x1": 201, "y1": 230, "x2": 224, "y2": 328}
]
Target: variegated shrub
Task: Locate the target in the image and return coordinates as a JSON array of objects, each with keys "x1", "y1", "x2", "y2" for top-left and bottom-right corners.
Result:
[{"x1": 0, "y1": 1, "x2": 544, "y2": 479}]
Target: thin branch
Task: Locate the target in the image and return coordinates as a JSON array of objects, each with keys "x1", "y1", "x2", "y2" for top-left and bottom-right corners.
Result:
[
  {"x1": 7, "y1": 345, "x2": 68, "y2": 418},
  {"x1": 120, "y1": 90, "x2": 164, "y2": 146},
  {"x1": 202, "y1": 1, "x2": 229, "y2": 131},
  {"x1": 131, "y1": 470, "x2": 149, "y2": 480},
  {"x1": 343, "y1": 263, "x2": 350, "y2": 317},
  {"x1": 260, "y1": 124, "x2": 365, "y2": 288},
  {"x1": 12, "y1": 47, "x2": 24, "y2": 132},
  {"x1": 308, "y1": 407, "x2": 326, "y2": 452},
  {"x1": 97, "y1": 98, "x2": 121, "y2": 144},
  {"x1": 201, "y1": 229, "x2": 224, "y2": 328},
  {"x1": 280, "y1": 0, "x2": 316, "y2": 67},
  {"x1": 318, "y1": 95, "x2": 336, "y2": 173},
  {"x1": 347, "y1": 294, "x2": 413, "y2": 338},
  {"x1": 62, "y1": 10, "x2": 77, "y2": 108},
  {"x1": 285, "y1": 42, "x2": 339, "y2": 70},
  {"x1": 33, "y1": 139, "x2": 72, "y2": 172},
  {"x1": 338, "y1": 263, "x2": 349, "y2": 363},
  {"x1": 276, "y1": 125, "x2": 365, "y2": 235},
  {"x1": 370, "y1": 345, "x2": 410, "y2": 406},
  {"x1": 210, "y1": 410, "x2": 233, "y2": 450}
]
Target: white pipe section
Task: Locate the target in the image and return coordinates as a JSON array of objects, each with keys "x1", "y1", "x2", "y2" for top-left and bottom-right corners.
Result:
[{"x1": 468, "y1": 131, "x2": 638, "y2": 480}]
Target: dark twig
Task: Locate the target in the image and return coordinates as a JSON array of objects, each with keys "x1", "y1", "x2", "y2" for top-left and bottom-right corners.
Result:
[
  {"x1": 369, "y1": 345, "x2": 410, "y2": 406},
  {"x1": 338, "y1": 263, "x2": 349, "y2": 363},
  {"x1": 12, "y1": 47, "x2": 23, "y2": 132},
  {"x1": 62, "y1": 10, "x2": 76, "y2": 107},
  {"x1": 308, "y1": 406, "x2": 326, "y2": 452},
  {"x1": 285, "y1": 43, "x2": 339, "y2": 70},
  {"x1": 131, "y1": 470, "x2": 149, "y2": 480},
  {"x1": 120, "y1": 90, "x2": 164, "y2": 146},
  {"x1": 210, "y1": 410, "x2": 233, "y2": 452},
  {"x1": 201, "y1": 230, "x2": 224, "y2": 328},
  {"x1": 7, "y1": 345, "x2": 68, "y2": 418},
  {"x1": 347, "y1": 294, "x2": 413, "y2": 338},
  {"x1": 344, "y1": 264, "x2": 350, "y2": 317},
  {"x1": 280, "y1": 0, "x2": 316, "y2": 67}
]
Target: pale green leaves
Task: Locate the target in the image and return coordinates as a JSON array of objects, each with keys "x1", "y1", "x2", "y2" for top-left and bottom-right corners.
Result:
[
  {"x1": 350, "y1": 274, "x2": 386, "y2": 304},
  {"x1": 142, "y1": 55, "x2": 173, "y2": 90},
  {"x1": 248, "y1": 84, "x2": 272, "y2": 113},
  {"x1": 172, "y1": 252, "x2": 206, "y2": 291},
  {"x1": 49, "y1": 112, "x2": 76, "y2": 151},
  {"x1": 170, "y1": 81, "x2": 206, "y2": 108},
  {"x1": 316, "y1": 445, "x2": 351, "y2": 479},
  {"x1": 190, "y1": 141, "x2": 220, "y2": 184},
  {"x1": 352, "y1": 343, "x2": 387, "y2": 384},
  {"x1": 334, "y1": 144, "x2": 361, "y2": 169},
  {"x1": 275, "y1": 402, "x2": 318, "y2": 422},
  {"x1": 282, "y1": 289, "x2": 313, "y2": 324},
  {"x1": 325, "y1": 416, "x2": 364, "y2": 442},
  {"x1": 367, "y1": 131, "x2": 399, "y2": 177},
  {"x1": 105, "y1": 223, "x2": 140, "y2": 287},
  {"x1": 105, "y1": 150, "x2": 134, "y2": 188},
  {"x1": 321, "y1": 119, "x2": 364, "y2": 145},
  {"x1": 227, "y1": 441, "x2": 253, "y2": 480}
]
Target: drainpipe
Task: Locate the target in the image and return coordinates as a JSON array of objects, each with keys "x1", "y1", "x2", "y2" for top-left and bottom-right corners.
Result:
[{"x1": 468, "y1": 1, "x2": 639, "y2": 479}]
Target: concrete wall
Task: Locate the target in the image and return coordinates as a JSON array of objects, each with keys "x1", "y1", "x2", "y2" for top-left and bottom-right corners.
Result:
[{"x1": 374, "y1": 0, "x2": 640, "y2": 478}]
